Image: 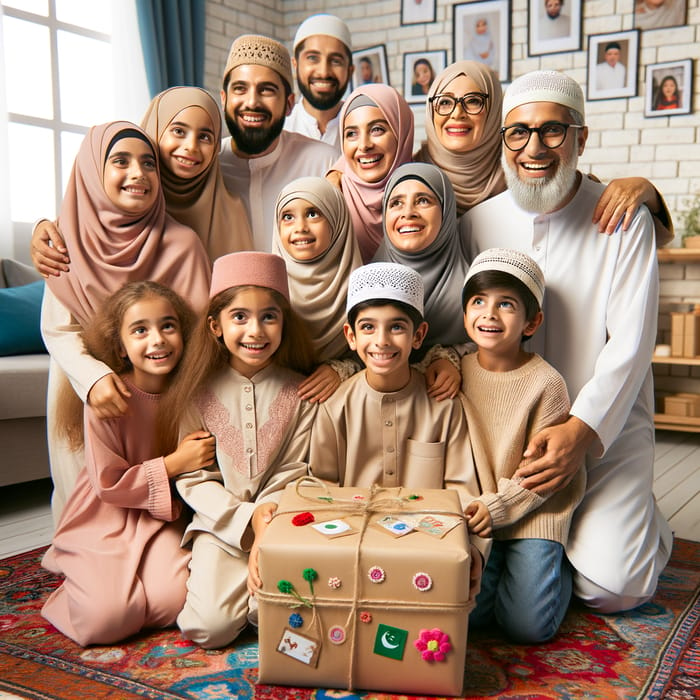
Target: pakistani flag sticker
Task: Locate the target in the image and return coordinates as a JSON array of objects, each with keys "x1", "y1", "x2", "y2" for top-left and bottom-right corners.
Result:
[{"x1": 373, "y1": 623, "x2": 408, "y2": 660}]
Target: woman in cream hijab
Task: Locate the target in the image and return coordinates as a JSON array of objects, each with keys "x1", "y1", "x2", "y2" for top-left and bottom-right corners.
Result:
[
  {"x1": 141, "y1": 86, "x2": 253, "y2": 260},
  {"x1": 273, "y1": 176, "x2": 362, "y2": 401}
]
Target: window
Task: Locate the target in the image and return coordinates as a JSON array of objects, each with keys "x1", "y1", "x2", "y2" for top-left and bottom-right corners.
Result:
[{"x1": 2, "y1": 0, "x2": 115, "y2": 223}]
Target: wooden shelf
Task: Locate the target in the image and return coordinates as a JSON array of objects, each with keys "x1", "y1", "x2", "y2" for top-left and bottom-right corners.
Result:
[
  {"x1": 654, "y1": 413, "x2": 700, "y2": 433},
  {"x1": 653, "y1": 354, "x2": 700, "y2": 366},
  {"x1": 658, "y1": 248, "x2": 700, "y2": 263}
]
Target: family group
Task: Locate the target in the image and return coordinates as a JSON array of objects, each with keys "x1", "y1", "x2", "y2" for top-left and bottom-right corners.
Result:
[{"x1": 29, "y1": 12, "x2": 673, "y2": 657}]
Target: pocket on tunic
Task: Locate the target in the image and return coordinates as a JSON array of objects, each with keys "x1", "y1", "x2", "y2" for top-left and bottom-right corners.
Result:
[{"x1": 402, "y1": 439, "x2": 446, "y2": 489}]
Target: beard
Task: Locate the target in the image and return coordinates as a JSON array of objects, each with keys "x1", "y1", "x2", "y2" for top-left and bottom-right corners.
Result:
[
  {"x1": 502, "y1": 147, "x2": 579, "y2": 214},
  {"x1": 224, "y1": 106, "x2": 286, "y2": 156},
  {"x1": 297, "y1": 73, "x2": 348, "y2": 111}
]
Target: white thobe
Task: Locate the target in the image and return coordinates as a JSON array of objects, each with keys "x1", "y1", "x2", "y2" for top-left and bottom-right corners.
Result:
[{"x1": 284, "y1": 98, "x2": 342, "y2": 156}]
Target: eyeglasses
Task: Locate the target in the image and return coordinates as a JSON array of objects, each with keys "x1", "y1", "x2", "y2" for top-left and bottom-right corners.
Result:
[
  {"x1": 429, "y1": 92, "x2": 488, "y2": 116},
  {"x1": 501, "y1": 121, "x2": 584, "y2": 151}
]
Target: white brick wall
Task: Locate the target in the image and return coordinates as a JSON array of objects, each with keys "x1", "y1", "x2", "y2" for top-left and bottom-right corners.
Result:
[{"x1": 205, "y1": 0, "x2": 700, "y2": 239}]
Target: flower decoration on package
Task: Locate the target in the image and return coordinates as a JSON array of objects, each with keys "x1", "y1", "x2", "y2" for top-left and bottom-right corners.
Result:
[
  {"x1": 412, "y1": 572, "x2": 433, "y2": 592},
  {"x1": 327, "y1": 576, "x2": 342, "y2": 590},
  {"x1": 276, "y1": 579, "x2": 312, "y2": 608},
  {"x1": 414, "y1": 628, "x2": 452, "y2": 662},
  {"x1": 288, "y1": 612, "x2": 304, "y2": 628},
  {"x1": 292, "y1": 511, "x2": 315, "y2": 526},
  {"x1": 359, "y1": 611, "x2": 372, "y2": 624},
  {"x1": 368, "y1": 565, "x2": 386, "y2": 583},
  {"x1": 302, "y1": 568, "x2": 318, "y2": 596}
]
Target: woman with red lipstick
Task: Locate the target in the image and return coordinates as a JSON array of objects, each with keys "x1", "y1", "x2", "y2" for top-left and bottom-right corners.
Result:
[
  {"x1": 41, "y1": 121, "x2": 211, "y2": 522},
  {"x1": 327, "y1": 83, "x2": 414, "y2": 263}
]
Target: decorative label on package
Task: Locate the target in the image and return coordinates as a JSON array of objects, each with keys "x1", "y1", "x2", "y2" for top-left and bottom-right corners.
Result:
[
  {"x1": 310, "y1": 518, "x2": 356, "y2": 538},
  {"x1": 373, "y1": 515, "x2": 415, "y2": 537},
  {"x1": 276, "y1": 628, "x2": 321, "y2": 667}
]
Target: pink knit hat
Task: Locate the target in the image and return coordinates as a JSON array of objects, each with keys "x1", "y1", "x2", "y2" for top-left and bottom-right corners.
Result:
[{"x1": 210, "y1": 252, "x2": 290, "y2": 301}]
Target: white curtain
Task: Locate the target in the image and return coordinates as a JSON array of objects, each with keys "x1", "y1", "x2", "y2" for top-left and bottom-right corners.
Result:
[
  {"x1": 0, "y1": 4, "x2": 12, "y2": 258},
  {"x1": 112, "y1": 1, "x2": 150, "y2": 123}
]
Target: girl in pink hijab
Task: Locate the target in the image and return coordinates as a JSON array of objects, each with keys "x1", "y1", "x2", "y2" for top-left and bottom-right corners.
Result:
[
  {"x1": 327, "y1": 83, "x2": 414, "y2": 262},
  {"x1": 43, "y1": 121, "x2": 211, "y2": 522}
]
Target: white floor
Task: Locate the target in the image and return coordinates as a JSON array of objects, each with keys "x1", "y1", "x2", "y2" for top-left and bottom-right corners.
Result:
[{"x1": 0, "y1": 429, "x2": 698, "y2": 559}]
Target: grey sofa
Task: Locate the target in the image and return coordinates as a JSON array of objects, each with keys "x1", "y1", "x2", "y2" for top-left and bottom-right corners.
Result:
[{"x1": 0, "y1": 259, "x2": 50, "y2": 487}]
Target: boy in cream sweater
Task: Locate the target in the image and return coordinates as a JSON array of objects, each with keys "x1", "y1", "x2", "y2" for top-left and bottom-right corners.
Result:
[{"x1": 461, "y1": 248, "x2": 585, "y2": 643}]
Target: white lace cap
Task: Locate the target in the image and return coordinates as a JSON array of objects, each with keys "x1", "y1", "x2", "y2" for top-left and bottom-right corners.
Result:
[
  {"x1": 464, "y1": 248, "x2": 545, "y2": 307},
  {"x1": 503, "y1": 70, "x2": 585, "y2": 121},
  {"x1": 347, "y1": 263, "x2": 424, "y2": 316}
]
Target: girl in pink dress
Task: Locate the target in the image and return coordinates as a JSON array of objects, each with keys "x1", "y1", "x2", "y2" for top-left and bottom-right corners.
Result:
[{"x1": 41, "y1": 281, "x2": 216, "y2": 646}]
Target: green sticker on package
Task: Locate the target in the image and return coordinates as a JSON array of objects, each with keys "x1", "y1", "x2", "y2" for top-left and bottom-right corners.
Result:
[{"x1": 373, "y1": 623, "x2": 408, "y2": 660}]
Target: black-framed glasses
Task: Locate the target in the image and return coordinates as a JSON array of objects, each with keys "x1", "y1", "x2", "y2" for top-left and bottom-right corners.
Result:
[
  {"x1": 501, "y1": 121, "x2": 584, "y2": 151},
  {"x1": 429, "y1": 92, "x2": 488, "y2": 116}
]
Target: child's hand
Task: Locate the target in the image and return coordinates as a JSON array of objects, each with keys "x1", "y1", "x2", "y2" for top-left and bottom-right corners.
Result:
[
  {"x1": 465, "y1": 501, "x2": 492, "y2": 537},
  {"x1": 164, "y1": 430, "x2": 216, "y2": 478},
  {"x1": 297, "y1": 364, "x2": 341, "y2": 403},
  {"x1": 251, "y1": 502, "x2": 277, "y2": 535},
  {"x1": 425, "y1": 358, "x2": 460, "y2": 401},
  {"x1": 87, "y1": 373, "x2": 132, "y2": 418},
  {"x1": 31, "y1": 219, "x2": 69, "y2": 277}
]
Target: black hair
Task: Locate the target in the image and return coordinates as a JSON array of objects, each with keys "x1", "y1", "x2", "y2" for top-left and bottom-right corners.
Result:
[
  {"x1": 462, "y1": 270, "x2": 541, "y2": 340},
  {"x1": 347, "y1": 299, "x2": 424, "y2": 332}
]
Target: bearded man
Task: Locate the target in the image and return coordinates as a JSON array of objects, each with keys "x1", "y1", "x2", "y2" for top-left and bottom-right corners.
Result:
[
  {"x1": 219, "y1": 35, "x2": 336, "y2": 251},
  {"x1": 461, "y1": 70, "x2": 672, "y2": 616},
  {"x1": 284, "y1": 14, "x2": 353, "y2": 155}
]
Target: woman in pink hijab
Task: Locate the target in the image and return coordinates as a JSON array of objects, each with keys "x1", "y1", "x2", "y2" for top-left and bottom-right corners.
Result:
[
  {"x1": 327, "y1": 83, "x2": 414, "y2": 262},
  {"x1": 42, "y1": 121, "x2": 211, "y2": 522}
]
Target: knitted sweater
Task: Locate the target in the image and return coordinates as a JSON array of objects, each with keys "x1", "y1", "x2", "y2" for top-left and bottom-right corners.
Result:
[{"x1": 461, "y1": 352, "x2": 586, "y2": 544}]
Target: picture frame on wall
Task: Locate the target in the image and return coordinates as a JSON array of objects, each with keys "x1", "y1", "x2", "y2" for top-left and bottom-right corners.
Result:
[
  {"x1": 528, "y1": 0, "x2": 582, "y2": 56},
  {"x1": 403, "y1": 50, "x2": 447, "y2": 104},
  {"x1": 586, "y1": 30, "x2": 639, "y2": 101},
  {"x1": 634, "y1": 0, "x2": 687, "y2": 31},
  {"x1": 401, "y1": 0, "x2": 437, "y2": 25},
  {"x1": 351, "y1": 45, "x2": 390, "y2": 89},
  {"x1": 645, "y1": 59, "x2": 693, "y2": 117},
  {"x1": 453, "y1": 0, "x2": 511, "y2": 82}
]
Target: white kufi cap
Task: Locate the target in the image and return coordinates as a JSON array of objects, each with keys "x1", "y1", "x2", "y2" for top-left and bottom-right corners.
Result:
[
  {"x1": 293, "y1": 14, "x2": 352, "y2": 53},
  {"x1": 503, "y1": 70, "x2": 585, "y2": 121},
  {"x1": 347, "y1": 263, "x2": 424, "y2": 317}
]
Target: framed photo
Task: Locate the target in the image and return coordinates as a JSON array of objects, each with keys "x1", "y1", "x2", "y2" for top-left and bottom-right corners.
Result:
[
  {"x1": 403, "y1": 50, "x2": 447, "y2": 104},
  {"x1": 645, "y1": 59, "x2": 693, "y2": 117},
  {"x1": 453, "y1": 0, "x2": 511, "y2": 82},
  {"x1": 528, "y1": 0, "x2": 582, "y2": 56},
  {"x1": 586, "y1": 30, "x2": 639, "y2": 101},
  {"x1": 401, "y1": 0, "x2": 437, "y2": 25},
  {"x1": 634, "y1": 0, "x2": 687, "y2": 31},
  {"x1": 351, "y1": 45, "x2": 389, "y2": 90}
]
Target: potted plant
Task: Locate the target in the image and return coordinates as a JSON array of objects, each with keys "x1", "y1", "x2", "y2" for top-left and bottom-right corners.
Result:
[{"x1": 681, "y1": 192, "x2": 700, "y2": 248}]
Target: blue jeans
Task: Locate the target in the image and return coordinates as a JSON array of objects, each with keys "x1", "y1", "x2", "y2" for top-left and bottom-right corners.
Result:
[{"x1": 470, "y1": 538, "x2": 572, "y2": 643}]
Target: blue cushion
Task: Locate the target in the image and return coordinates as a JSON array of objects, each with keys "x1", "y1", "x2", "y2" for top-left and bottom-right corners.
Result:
[{"x1": 0, "y1": 280, "x2": 47, "y2": 356}]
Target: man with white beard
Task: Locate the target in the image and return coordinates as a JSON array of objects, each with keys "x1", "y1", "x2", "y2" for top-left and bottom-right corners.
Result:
[{"x1": 461, "y1": 70, "x2": 672, "y2": 615}]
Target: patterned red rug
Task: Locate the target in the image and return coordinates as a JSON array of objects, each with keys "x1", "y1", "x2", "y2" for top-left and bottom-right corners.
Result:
[{"x1": 1, "y1": 540, "x2": 698, "y2": 699}]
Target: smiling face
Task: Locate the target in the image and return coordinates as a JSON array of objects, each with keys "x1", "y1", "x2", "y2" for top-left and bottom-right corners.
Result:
[
  {"x1": 414, "y1": 61, "x2": 432, "y2": 87},
  {"x1": 384, "y1": 178, "x2": 443, "y2": 253},
  {"x1": 294, "y1": 35, "x2": 352, "y2": 112},
  {"x1": 463, "y1": 287, "x2": 542, "y2": 370},
  {"x1": 158, "y1": 105, "x2": 217, "y2": 180},
  {"x1": 342, "y1": 105, "x2": 399, "y2": 183},
  {"x1": 119, "y1": 295, "x2": 184, "y2": 393},
  {"x1": 278, "y1": 197, "x2": 333, "y2": 261},
  {"x1": 344, "y1": 304, "x2": 427, "y2": 391},
  {"x1": 604, "y1": 47, "x2": 621, "y2": 67},
  {"x1": 102, "y1": 137, "x2": 159, "y2": 215},
  {"x1": 432, "y1": 74, "x2": 487, "y2": 154},
  {"x1": 209, "y1": 287, "x2": 284, "y2": 377},
  {"x1": 501, "y1": 101, "x2": 586, "y2": 214},
  {"x1": 221, "y1": 64, "x2": 293, "y2": 157}
]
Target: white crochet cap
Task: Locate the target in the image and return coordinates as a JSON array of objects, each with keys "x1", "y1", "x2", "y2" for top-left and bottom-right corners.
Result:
[
  {"x1": 503, "y1": 70, "x2": 585, "y2": 121},
  {"x1": 347, "y1": 263, "x2": 424, "y2": 317},
  {"x1": 464, "y1": 248, "x2": 545, "y2": 307},
  {"x1": 293, "y1": 14, "x2": 352, "y2": 53}
]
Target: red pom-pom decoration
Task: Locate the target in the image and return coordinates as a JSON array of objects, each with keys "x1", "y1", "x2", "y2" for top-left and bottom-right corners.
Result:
[{"x1": 292, "y1": 511, "x2": 315, "y2": 526}]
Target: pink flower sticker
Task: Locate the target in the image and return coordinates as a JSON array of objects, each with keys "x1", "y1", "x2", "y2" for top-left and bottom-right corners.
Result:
[
  {"x1": 368, "y1": 566, "x2": 385, "y2": 583},
  {"x1": 327, "y1": 576, "x2": 342, "y2": 590},
  {"x1": 328, "y1": 625, "x2": 346, "y2": 644},
  {"x1": 414, "y1": 628, "x2": 452, "y2": 662},
  {"x1": 412, "y1": 572, "x2": 432, "y2": 592},
  {"x1": 359, "y1": 611, "x2": 372, "y2": 624}
]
